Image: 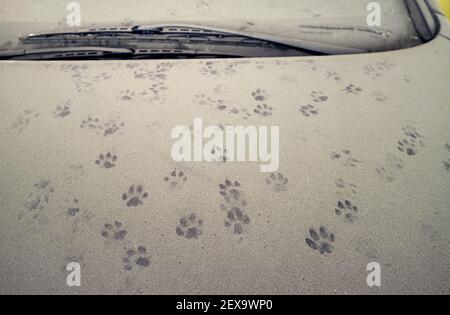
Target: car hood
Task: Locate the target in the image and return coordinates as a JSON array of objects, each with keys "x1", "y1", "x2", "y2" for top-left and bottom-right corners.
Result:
[{"x1": 0, "y1": 9, "x2": 449, "y2": 295}]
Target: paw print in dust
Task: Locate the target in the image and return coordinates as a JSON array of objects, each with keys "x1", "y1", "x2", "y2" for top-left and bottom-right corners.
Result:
[
  {"x1": 311, "y1": 91, "x2": 328, "y2": 103},
  {"x1": 101, "y1": 221, "x2": 127, "y2": 241},
  {"x1": 103, "y1": 121, "x2": 125, "y2": 137},
  {"x1": 265, "y1": 172, "x2": 289, "y2": 192},
  {"x1": 326, "y1": 70, "x2": 342, "y2": 81},
  {"x1": 335, "y1": 200, "x2": 358, "y2": 223},
  {"x1": 371, "y1": 90, "x2": 387, "y2": 102},
  {"x1": 335, "y1": 179, "x2": 358, "y2": 200},
  {"x1": 80, "y1": 117, "x2": 100, "y2": 129},
  {"x1": 28, "y1": 180, "x2": 54, "y2": 210},
  {"x1": 122, "y1": 185, "x2": 149, "y2": 207},
  {"x1": 219, "y1": 179, "x2": 246, "y2": 207},
  {"x1": 122, "y1": 245, "x2": 150, "y2": 270},
  {"x1": 375, "y1": 154, "x2": 405, "y2": 183},
  {"x1": 201, "y1": 61, "x2": 219, "y2": 76},
  {"x1": 95, "y1": 152, "x2": 117, "y2": 169},
  {"x1": 251, "y1": 89, "x2": 268, "y2": 102},
  {"x1": 210, "y1": 146, "x2": 229, "y2": 162},
  {"x1": 64, "y1": 164, "x2": 85, "y2": 182},
  {"x1": 221, "y1": 205, "x2": 250, "y2": 235},
  {"x1": 298, "y1": 104, "x2": 319, "y2": 117},
  {"x1": 330, "y1": 150, "x2": 360, "y2": 167},
  {"x1": 53, "y1": 101, "x2": 71, "y2": 118},
  {"x1": 65, "y1": 198, "x2": 80, "y2": 217},
  {"x1": 253, "y1": 104, "x2": 273, "y2": 117},
  {"x1": 443, "y1": 159, "x2": 450, "y2": 171},
  {"x1": 342, "y1": 84, "x2": 362, "y2": 94},
  {"x1": 176, "y1": 213, "x2": 203, "y2": 239},
  {"x1": 164, "y1": 169, "x2": 187, "y2": 189},
  {"x1": 119, "y1": 89, "x2": 136, "y2": 101},
  {"x1": 12, "y1": 109, "x2": 39, "y2": 133},
  {"x1": 364, "y1": 60, "x2": 394, "y2": 79},
  {"x1": 80, "y1": 117, "x2": 125, "y2": 137},
  {"x1": 305, "y1": 226, "x2": 335, "y2": 255},
  {"x1": 397, "y1": 125, "x2": 425, "y2": 156}
]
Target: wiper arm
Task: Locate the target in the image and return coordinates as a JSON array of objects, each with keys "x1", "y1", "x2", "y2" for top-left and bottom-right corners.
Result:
[{"x1": 20, "y1": 24, "x2": 364, "y2": 56}]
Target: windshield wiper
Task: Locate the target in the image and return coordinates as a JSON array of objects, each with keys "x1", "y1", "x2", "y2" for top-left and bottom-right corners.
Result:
[
  {"x1": 0, "y1": 47, "x2": 134, "y2": 60},
  {"x1": 4, "y1": 24, "x2": 364, "y2": 60},
  {"x1": 0, "y1": 46, "x2": 251, "y2": 60}
]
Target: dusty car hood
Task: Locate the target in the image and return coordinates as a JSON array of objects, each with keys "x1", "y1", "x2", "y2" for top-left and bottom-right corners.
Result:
[{"x1": 0, "y1": 13, "x2": 449, "y2": 295}]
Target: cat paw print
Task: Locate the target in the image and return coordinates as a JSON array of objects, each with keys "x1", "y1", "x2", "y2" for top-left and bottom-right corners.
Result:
[
  {"x1": 375, "y1": 154, "x2": 405, "y2": 183},
  {"x1": 93, "y1": 72, "x2": 113, "y2": 82},
  {"x1": 251, "y1": 89, "x2": 268, "y2": 102},
  {"x1": 219, "y1": 179, "x2": 246, "y2": 207},
  {"x1": 335, "y1": 200, "x2": 358, "y2": 223},
  {"x1": 53, "y1": 101, "x2": 71, "y2": 118},
  {"x1": 397, "y1": 140, "x2": 417, "y2": 156},
  {"x1": 364, "y1": 60, "x2": 394, "y2": 79},
  {"x1": 216, "y1": 101, "x2": 228, "y2": 111},
  {"x1": 12, "y1": 109, "x2": 40, "y2": 133},
  {"x1": 342, "y1": 84, "x2": 362, "y2": 94},
  {"x1": 122, "y1": 185, "x2": 149, "y2": 207},
  {"x1": 330, "y1": 150, "x2": 360, "y2": 167},
  {"x1": 221, "y1": 205, "x2": 250, "y2": 235},
  {"x1": 64, "y1": 164, "x2": 85, "y2": 182},
  {"x1": 119, "y1": 89, "x2": 136, "y2": 101},
  {"x1": 298, "y1": 104, "x2": 319, "y2": 117},
  {"x1": 335, "y1": 179, "x2": 357, "y2": 197},
  {"x1": 371, "y1": 91, "x2": 387, "y2": 102},
  {"x1": 195, "y1": 93, "x2": 220, "y2": 107},
  {"x1": 253, "y1": 104, "x2": 273, "y2": 117},
  {"x1": 80, "y1": 117, "x2": 100, "y2": 129},
  {"x1": 305, "y1": 226, "x2": 335, "y2": 255},
  {"x1": 443, "y1": 159, "x2": 450, "y2": 171},
  {"x1": 80, "y1": 117, "x2": 125, "y2": 137},
  {"x1": 311, "y1": 91, "x2": 328, "y2": 103},
  {"x1": 265, "y1": 172, "x2": 289, "y2": 192},
  {"x1": 175, "y1": 213, "x2": 203, "y2": 239},
  {"x1": 397, "y1": 126, "x2": 425, "y2": 156},
  {"x1": 227, "y1": 107, "x2": 252, "y2": 120},
  {"x1": 101, "y1": 221, "x2": 127, "y2": 241},
  {"x1": 201, "y1": 61, "x2": 219, "y2": 76},
  {"x1": 23, "y1": 179, "x2": 54, "y2": 214},
  {"x1": 95, "y1": 152, "x2": 117, "y2": 169},
  {"x1": 103, "y1": 121, "x2": 125, "y2": 136},
  {"x1": 210, "y1": 146, "x2": 228, "y2": 162},
  {"x1": 326, "y1": 71, "x2": 342, "y2": 81},
  {"x1": 216, "y1": 101, "x2": 252, "y2": 120},
  {"x1": 164, "y1": 169, "x2": 187, "y2": 189},
  {"x1": 122, "y1": 245, "x2": 150, "y2": 270},
  {"x1": 65, "y1": 198, "x2": 80, "y2": 217}
]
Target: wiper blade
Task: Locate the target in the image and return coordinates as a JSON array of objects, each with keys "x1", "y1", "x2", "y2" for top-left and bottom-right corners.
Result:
[
  {"x1": 0, "y1": 47, "x2": 133, "y2": 60},
  {"x1": 20, "y1": 24, "x2": 364, "y2": 55},
  {"x1": 0, "y1": 46, "x2": 248, "y2": 60},
  {"x1": 22, "y1": 25, "x2": 247, "y2": 40}
]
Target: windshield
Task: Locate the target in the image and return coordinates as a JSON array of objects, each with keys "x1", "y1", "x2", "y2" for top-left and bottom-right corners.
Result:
[{"x1": 0, "y1": 0, "x2": 437, "y2": 59}]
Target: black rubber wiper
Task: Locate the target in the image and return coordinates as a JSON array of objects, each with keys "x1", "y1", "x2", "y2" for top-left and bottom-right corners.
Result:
[
  {"x1": 0, "y1": 47, "x2": 134, "y2": 60},
  {"x1": 0, "y1": 46, "x2": 250, "y2": 60},
  {"x1": 18, "y1": 24, "x2": 364, "y2": 57}
]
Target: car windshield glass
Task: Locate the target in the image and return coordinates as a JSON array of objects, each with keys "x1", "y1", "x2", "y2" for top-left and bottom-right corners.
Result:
[{"x1": 0, "y1": 0, "x2": 436, "y2": 58}]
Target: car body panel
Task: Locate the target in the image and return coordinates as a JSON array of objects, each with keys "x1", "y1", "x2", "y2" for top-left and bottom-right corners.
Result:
[
  {"x1": 0, "y1": 1, "x2": 449, "y2": 294},
  {"x1": 438, "y1": 0, "x2": 450, "y2": 19}
]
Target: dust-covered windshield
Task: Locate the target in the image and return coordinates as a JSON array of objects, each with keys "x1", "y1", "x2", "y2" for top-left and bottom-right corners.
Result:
[{"x1": 0, "y1": 0, "x2": 437, "y2": 58}]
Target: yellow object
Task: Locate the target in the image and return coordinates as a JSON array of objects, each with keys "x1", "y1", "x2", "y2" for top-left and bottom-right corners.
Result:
[{"x1": 439, "y1": 0, "x2": 450, "y2": 19}]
